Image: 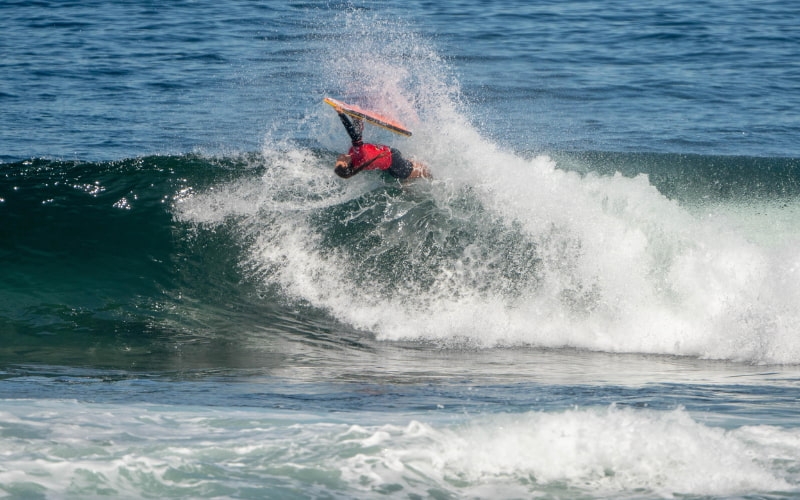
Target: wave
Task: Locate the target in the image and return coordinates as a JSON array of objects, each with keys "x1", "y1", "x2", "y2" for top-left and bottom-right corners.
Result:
[
  {"x1": 167, "y1": 139, "x2": 800, "y2": 365},
  {"x1": 248, "y1": 7, "x2": 800, "y2": 364},
  {"x1": 0, "y1": 155, "x2": 295, "y2": 370},
  {"x1": 3, "y1": 142, "x2": 800, "y2": 368},
  {"x1": 5, "y1": 8, "x2": 800, "y2": 366}
]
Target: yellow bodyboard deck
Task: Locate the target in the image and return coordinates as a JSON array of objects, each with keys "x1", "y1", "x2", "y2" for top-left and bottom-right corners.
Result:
[{"x1": 324, "y1": 97, "x2": 412, "y2": 137}]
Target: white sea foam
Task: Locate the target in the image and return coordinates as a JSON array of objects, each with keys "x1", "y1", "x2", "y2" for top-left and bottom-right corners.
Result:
[
  {"x1": 174, "y1": 9, "x2": 800, "y2": 364},
  {"x1": 341, "y1": 407, "x2": 800, "y2": 498},
  {"x1": 1, "y1": 400, "x2": 797, "y2": 498}
]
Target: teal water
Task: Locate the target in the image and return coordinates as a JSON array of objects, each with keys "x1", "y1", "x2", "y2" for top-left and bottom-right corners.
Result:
[{"x1": 3, "y1": 1, "x2": 800, "y2": 498}]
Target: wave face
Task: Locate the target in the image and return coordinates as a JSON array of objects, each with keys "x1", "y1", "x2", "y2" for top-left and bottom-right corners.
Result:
[
  {"x1": 171, "y1": 145, "x2": 800, "y2": 364},
  {"x1": 3, "y1": 5, "x2": 800, "y2": 366},
  {"x1": 173, "y1": 8, "x2": 800, "y2": 364},
  {"x1": 6, "y1": 149, "x2": 796, "y2": 368}
]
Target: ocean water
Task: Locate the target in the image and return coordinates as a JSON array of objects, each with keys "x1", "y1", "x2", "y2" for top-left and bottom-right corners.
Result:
[{"x1": 2, "y1": 0, "x2": 800, "y2": 498}]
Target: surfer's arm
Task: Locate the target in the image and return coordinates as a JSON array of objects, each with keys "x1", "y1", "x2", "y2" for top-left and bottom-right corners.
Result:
[{"x1": 338, "y1": 112, "x2": 363, "y2": 146}]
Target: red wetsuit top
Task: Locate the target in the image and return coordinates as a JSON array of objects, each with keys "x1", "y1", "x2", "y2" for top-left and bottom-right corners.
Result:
[
  {"x1": 349, "y1": 142, "x2": 392, "y2": 171},
  {"x1": 335, "y1": 112, "x2": 399, "y2": 178}
]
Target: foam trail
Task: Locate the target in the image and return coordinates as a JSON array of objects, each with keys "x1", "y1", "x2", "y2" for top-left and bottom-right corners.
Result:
[
  {"x1": 176, "y1": 9, "x2": 800, "y2": 364},
  {"x1": 2, "y1": 401, "x2": 798, "y2": 498}
]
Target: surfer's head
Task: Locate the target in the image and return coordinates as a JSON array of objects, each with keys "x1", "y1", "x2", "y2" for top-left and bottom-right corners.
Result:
[
  {"x1": 335, "y1": 154, "x2": 352, "y2": 170},
  {"x1": 333, "y1": 154, "x2": 354, "y2": 178}
]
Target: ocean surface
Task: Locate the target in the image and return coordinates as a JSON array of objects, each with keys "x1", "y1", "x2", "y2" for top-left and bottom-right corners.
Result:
[{"x1": 3, "y1": 0, "x2": 800, "y2": 498}]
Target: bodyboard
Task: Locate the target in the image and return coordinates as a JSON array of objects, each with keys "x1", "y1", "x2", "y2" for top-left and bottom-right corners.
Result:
[{"x1": 324, "y1": 97, "x2": 412, "y2": 137}]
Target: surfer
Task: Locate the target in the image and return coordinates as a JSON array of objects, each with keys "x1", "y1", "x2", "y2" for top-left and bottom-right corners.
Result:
[{"x1": 331, "y1": 104, "x2": 431, "y2": 180}]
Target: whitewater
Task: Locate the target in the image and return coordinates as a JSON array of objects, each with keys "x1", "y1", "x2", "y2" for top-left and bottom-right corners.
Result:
[{"x1": 177, "y1": 9, "x2": 800, "y2": 364}]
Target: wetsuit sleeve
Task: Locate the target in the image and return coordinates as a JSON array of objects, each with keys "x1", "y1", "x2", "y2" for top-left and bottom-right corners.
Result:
[{"x1": 338, "y1": 113, "x2": 363, "y2": 146}]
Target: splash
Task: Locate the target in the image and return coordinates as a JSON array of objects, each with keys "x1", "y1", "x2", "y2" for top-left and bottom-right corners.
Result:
[{"x1": 175, "y1": 9, "x2": 800, "y2": 364}]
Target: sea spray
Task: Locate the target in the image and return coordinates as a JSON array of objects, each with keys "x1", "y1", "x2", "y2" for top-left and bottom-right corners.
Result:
[{"x1": 172, "y1": 8, "x2": 800, "y2": 364}]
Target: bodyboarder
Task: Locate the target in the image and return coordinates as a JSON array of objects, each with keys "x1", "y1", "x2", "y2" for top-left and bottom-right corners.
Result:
[{"x1": 330, "y1": 103, "x2": 430, "y2": 180}]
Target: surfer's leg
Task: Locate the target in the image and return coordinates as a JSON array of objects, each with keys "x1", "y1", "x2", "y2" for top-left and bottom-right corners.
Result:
[
  {"x1": 388, "y1": 149, "x2": 431, "y2": 180},
  {"x1": 387, "y1": 148, "x2": 414, "y2": 178}
]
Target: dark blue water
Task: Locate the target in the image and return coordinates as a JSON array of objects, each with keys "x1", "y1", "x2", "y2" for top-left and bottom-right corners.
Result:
[
  {"x1": 3, "y1": 0, "x2": 799, "y2": 162},
  {"x1": 3, "y1": 1, "x2": 800, "y2": 498}
]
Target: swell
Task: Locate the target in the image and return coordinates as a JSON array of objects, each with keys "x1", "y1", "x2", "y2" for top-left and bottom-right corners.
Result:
[
  {"x1": 1, "y1": 156, "x2": 270, "y2": 370},
  {"x1": 5, "y1": 151, "x2": 800, "y2": 368}
]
